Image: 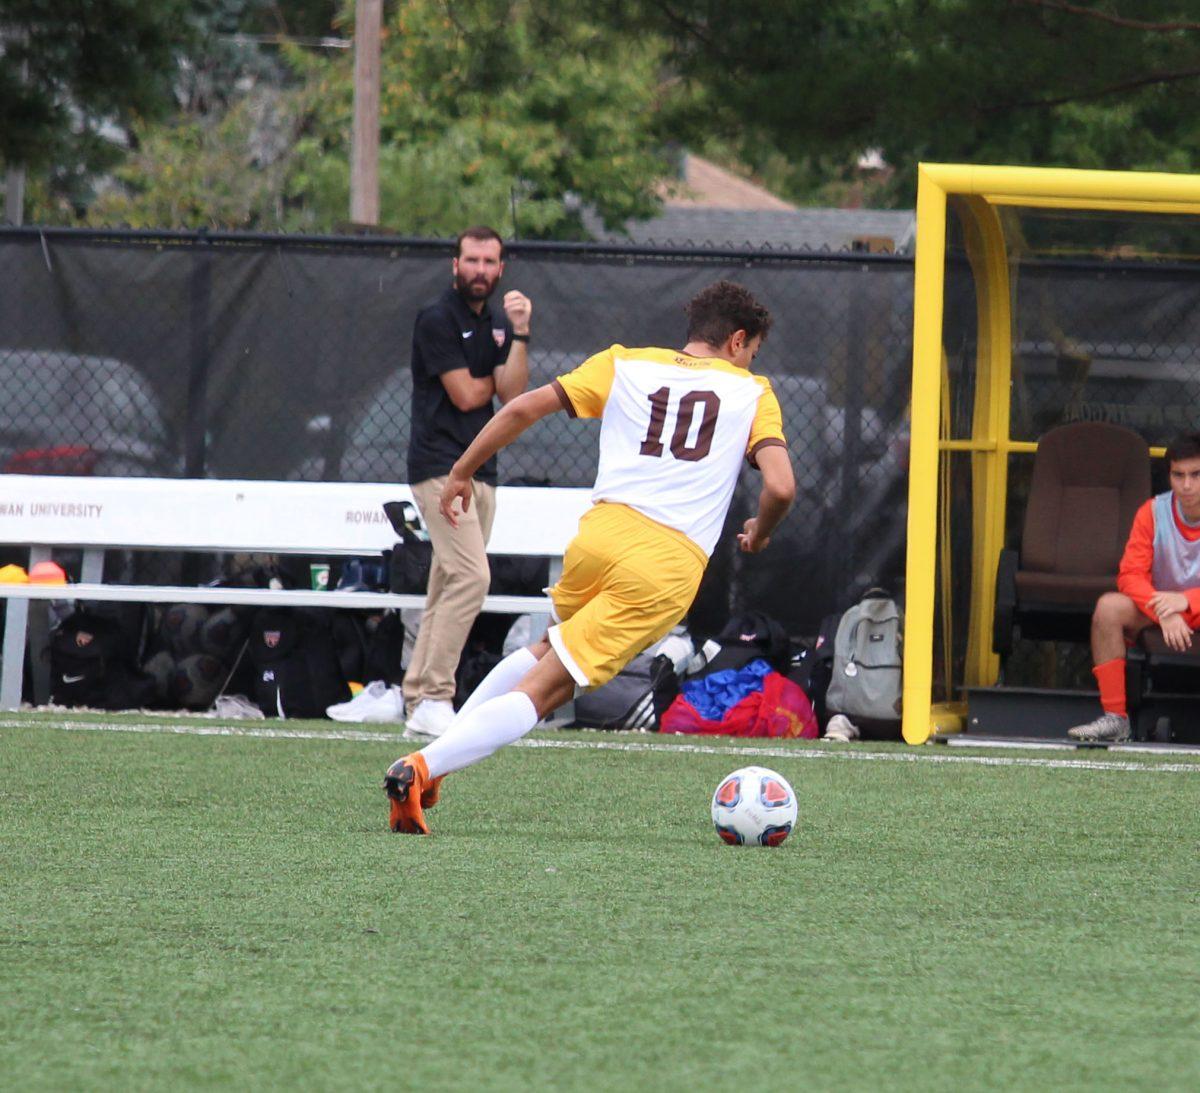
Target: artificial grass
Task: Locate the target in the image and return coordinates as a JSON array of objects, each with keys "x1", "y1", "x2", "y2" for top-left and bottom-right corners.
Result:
[{"x1": 2, "y1": 717, "x2": 1198, "y2": 1091}]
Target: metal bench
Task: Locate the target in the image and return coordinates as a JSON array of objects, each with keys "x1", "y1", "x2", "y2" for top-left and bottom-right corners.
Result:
[{"x1": 0, "y1": 475, "x2": 592, "y2": 709}]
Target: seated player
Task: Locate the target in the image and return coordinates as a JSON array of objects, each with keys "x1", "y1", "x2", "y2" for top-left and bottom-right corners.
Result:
[
  {"x1": 383, "y1": 280, "x2": 795, "y2": 832},
  {"x1": 1068, "y1": 432, "x2": 1200, "y2": 743}
]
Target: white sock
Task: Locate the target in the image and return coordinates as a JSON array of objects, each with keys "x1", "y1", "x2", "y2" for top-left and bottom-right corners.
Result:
[
  {"x1": 450, "y1": 646, "x2": 538, "y2": 726},
  {"x1": 422, "y1": 691, "x2": 539, "y2": 778}
]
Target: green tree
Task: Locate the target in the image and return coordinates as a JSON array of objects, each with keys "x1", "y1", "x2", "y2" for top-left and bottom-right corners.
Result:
[
  {"x1": 289, "y1": 0, "x2": 674, "y2": 237},
  {"x1": 603, "y1": 0, "x2": 1200, "y2": 205},
  {"x1": 59, "y1": 0, "x2": 679, "y2": 238},
  {"x1": 0, "y1": 1, "x2": 198, "y2": 189},
  {"x1": 82, "y1": 84, "x2": 313, "y2": 229}
]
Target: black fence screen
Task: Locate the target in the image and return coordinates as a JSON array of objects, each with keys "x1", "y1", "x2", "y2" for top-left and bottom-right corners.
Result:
[{"x1": 0, "y1": 228, "x2": 915, "y2": 636}]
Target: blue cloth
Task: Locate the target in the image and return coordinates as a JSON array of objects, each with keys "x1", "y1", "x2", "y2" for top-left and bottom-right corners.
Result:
[{"x1": 680, "y1": 658, "x2": 772, "y2": 720}]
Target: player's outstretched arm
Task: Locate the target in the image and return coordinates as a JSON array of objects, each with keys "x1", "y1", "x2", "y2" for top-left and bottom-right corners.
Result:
[
  {"x1": 439, "y1": 384, "x2": 564, "y2": 527},
  {"x1": 737, "y1": 445, "x2": 795, "y2": 554}
]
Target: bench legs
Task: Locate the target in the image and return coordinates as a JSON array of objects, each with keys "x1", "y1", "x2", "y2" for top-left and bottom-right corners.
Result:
[
  {"x1": 1, "y1": 597, "x2": 30, "y2": 710},
  {"x1": 0, "y1": 546, "x2": 51, "y2": 709}
]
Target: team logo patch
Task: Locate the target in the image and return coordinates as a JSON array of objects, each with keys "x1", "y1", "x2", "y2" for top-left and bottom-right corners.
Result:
[
  {"x1": 263, "y1": 631, "x2": 281, "y2": 649},
  {"x1": 492, "y1": 328, "x2": 507, "y2": 347},
  {"x1": 75, "y1": 632, "x2": 94, "y2": 648},
  {"x1": 759, "y1": 777, "x2": 792, "y2": 809},
  {"x1": 715, "y1": 775, "x2": 742, "y2": 809}
]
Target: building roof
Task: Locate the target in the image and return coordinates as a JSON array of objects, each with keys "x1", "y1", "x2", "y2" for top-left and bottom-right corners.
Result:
[
  {"x1": 588, "y1": 155, "x2": 916, "y2": 253},
  {"x1": 606, "y1": 206, "x2": 917, "y2": 253},
  {"x1": 658, "y1": 155, "x2": 798, "y2": 211}
]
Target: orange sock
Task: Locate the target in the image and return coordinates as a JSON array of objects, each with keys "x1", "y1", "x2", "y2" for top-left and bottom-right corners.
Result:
[{"x1": 1093, "y1": 658, "x2": 1127, "y2": 717}]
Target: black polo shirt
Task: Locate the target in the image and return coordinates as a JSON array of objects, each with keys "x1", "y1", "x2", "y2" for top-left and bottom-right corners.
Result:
[{"x1": 407, "y1": 286, "x2": 513, "y2": 485}]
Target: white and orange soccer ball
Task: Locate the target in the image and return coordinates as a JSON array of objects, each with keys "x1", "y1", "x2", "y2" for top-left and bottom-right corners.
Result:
[{"x1": 711, "y1": 766, "x2": 798, "y2": 847}]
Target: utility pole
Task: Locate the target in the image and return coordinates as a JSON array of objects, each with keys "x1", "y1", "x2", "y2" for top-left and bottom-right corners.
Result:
[
  {"x1": 4, "y1": 164, "x2": 24, "y2": 226},
  {"x1": 350, "y1": 0, "x2": 381, "y2": 226},
  {"x1": 2, "y1": 25, "x2": 27, "y2": 225}
]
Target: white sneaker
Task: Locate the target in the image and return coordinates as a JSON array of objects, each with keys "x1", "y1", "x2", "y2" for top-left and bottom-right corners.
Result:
[
  {"x1": 403, "y1": 698, "x2": 456, "y2": 740},
  {"x1": 1066, "y1": 711, "x2": 1130, "y2": 743},
  {"x1": 823, "y1": 714, "x2": 861, "y2": 742},
  {"x1": 327, "y1": 680, "x2": 404, "y2": 723},
  {"x1": 327, "y1": 679, "x2": 388, "y2": 720}
]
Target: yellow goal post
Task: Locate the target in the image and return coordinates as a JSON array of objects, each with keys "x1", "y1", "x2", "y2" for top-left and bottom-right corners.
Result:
[{"x1": 904, "y1": 163, "x2": 1200, "y2": 744}]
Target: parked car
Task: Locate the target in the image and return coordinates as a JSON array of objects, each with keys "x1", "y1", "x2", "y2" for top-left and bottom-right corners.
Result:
[
  {"x1": 289, "y1": 349, "x2": 600, "y2": 487},
  {"x1": 0, "y1": 349, "x2": 175, "y2": 477}
]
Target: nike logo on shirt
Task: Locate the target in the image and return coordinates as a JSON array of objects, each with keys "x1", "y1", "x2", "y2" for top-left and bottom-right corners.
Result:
[
  {"x1": 62, "y1": 673, "x2": 86, "y2": 683},
  {"x1": 461, "y1": 330, "x2": 474, "y2": 339}
]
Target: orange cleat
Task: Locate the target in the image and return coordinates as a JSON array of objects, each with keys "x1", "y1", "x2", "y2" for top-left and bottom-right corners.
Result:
[
  {"x1": 383, "y1": 753, "x2": 432, "y2": 834},
  {"x1": 421, "y1": 775, "x2": 444, "y2": 810}
]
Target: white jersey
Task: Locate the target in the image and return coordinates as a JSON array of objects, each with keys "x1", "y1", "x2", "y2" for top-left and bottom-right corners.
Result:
[{"x1": 553, "y1": 345, "x2": 786, "y2": 556}]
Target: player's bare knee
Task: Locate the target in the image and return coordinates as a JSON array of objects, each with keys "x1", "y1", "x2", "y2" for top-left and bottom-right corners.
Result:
[
  {"x1": 1093, "y1": 591, "x2": 1133, "y2": 627},
  {"x1": 514, "y1": 657, "x2": 576, "y2": 719}
]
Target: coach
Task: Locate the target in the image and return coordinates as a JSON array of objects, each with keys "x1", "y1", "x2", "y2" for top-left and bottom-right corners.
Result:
[{"x1": 401, "y1": 226, "x2": 532, "y2": 739}]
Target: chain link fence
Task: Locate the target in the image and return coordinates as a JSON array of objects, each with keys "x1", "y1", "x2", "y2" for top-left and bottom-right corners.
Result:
[
  {"x1": 0, "y1": 228, "x2": 914, "y2": 636},
  {"x1": 938, "y1": 210, "x2": 1200, "y2": 698}
]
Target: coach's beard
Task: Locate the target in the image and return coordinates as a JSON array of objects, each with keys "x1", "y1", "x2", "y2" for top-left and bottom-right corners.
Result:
[{"x1": 456, "y1": 272, "x2": 498, "y2": 301}]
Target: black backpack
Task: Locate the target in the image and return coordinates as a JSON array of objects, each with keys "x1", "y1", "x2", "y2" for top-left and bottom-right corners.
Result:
[
  {"x1": 384, "y1": 501, "x2": 433, "y2": 594},
  {"x1": 452, "y1": 613, "x2": 516, "y2": 707},
  {"x1": 704, "y1": 611, "x2": 793, "y2": 675},
  {"x1": 793, "y1": 611, "x2": 841, "y2": 726},
  {"x1": 50, "y1": 608, "x2": 157, "y2": 710},
  {"x1": 247, "y1": 608, "x2": 351, "y2": 718},
  {"x1": 361, "y1": 610, "x2": 407, "y2": 687}
]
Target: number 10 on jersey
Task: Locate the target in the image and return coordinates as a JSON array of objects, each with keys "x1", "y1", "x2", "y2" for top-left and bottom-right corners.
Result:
[{"x1": 639, "y1": 387, "x2": 721, "y2": 463}]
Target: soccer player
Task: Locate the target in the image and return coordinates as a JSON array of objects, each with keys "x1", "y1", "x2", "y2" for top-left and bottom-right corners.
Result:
[
  {"x1": 1067, "y1": 432, "x2": 1200, "y2": 742},
  {"x1": 383, "y1": 280, "x2": 795, "y2": 833}
]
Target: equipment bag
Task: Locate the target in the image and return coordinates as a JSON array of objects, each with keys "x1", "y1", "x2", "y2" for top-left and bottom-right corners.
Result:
[
  {"x1": 384, "y1": 500, "x2": 432, "y2": 594},
  {"x1": 703, "y1": 611, "x2": 793, "y2": 675},
  {"x1": 824, "y1": 588, "x2": 903, "y2": 725},
  {"x1": 791, "y1": 612, "x2": 841, "y2": 726},
  {"x1": 247, "y1": 608, "x2": 351, "y2": 718},
  {"x1": 572, "y1": 652, "x2": 680, "y2": 731},
  {"x1": 660, "y1": 658, "x2": 817, "y2": 738},
  {"x1": 50, "y1": 608, "x2": 157, "y2": 710},
  {"x1": 361, "y1": 610, "x2": 407, "y2": 687}
]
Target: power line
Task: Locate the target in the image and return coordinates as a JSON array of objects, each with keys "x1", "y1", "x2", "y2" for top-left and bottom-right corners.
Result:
[{"x1": 217, "y1": 33, "x2": 350, "y2": 50}]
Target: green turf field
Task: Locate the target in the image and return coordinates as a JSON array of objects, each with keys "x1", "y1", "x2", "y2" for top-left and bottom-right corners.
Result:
[{"x1": 2, "y1": 714, "x2": 1198, "y2": 1091}]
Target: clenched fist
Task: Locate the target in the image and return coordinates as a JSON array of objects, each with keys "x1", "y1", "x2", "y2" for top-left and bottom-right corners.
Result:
[{"x1": 503, "y1": 290, "x2": 532, "y2": 336}]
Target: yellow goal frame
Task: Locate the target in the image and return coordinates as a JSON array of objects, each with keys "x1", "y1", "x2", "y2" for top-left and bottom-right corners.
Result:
[{"x1": 904, "y1": 163, "x2": 1200, "y2": 744}]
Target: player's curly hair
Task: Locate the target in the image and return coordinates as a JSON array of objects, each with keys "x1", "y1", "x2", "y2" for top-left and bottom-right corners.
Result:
[{"x1": 685, "y1": 281, "x2": 772, "y2": 346}]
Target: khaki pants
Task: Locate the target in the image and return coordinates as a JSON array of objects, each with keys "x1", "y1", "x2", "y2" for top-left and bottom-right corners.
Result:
[{"x1": 402, "y1": 476, "x2": 496, "y2": 708}]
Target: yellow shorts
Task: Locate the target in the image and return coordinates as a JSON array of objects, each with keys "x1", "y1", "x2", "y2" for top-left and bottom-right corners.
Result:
[{"x1": 549, "y1": 503, "x2": 707, "y2": 689}]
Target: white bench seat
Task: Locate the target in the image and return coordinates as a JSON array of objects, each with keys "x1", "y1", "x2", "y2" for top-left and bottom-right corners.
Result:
[
  {"x1": 0, "y1": 475, "x2": 593, "y2": 709},
  {"x1": 0, "y1": 582, "x2": 554, "y2": 613}
]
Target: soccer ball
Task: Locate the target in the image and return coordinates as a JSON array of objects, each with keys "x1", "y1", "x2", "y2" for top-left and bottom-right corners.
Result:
[{"x1": 711, "y1": 766, "x2": 798, "y2": 847}]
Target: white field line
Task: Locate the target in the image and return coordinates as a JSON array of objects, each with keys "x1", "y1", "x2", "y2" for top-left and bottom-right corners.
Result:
[{"x1": 2, "y1": 717, "x2": 1199, "y2": 774}]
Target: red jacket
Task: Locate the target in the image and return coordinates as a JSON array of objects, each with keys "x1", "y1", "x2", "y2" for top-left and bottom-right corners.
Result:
[{"x1": 1117, "y1": 498, "x2": 1200, "y2": 626}]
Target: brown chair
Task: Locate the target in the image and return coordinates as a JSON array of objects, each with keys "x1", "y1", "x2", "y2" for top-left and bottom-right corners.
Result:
[{"x1": 993, "y1": 422, "x2": 1151, "y2": 655}]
